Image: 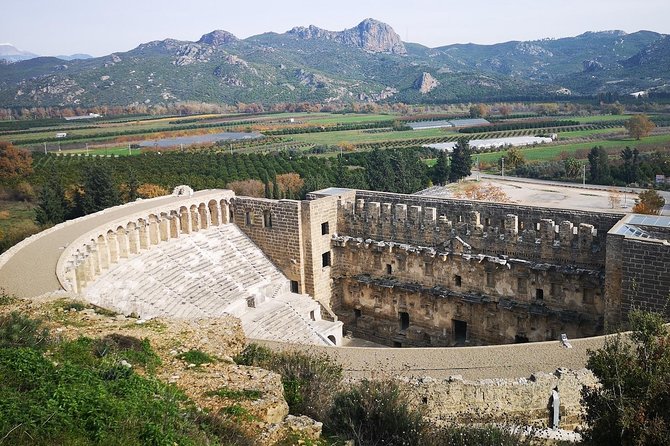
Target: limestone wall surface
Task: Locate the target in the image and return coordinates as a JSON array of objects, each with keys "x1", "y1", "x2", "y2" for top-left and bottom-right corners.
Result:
[
  {"x1": 231, "y1": 197, "x2": 306, "y2": 290},
  {"x1": 403, "y1": 368, "x2": 596, "y2": 428}
]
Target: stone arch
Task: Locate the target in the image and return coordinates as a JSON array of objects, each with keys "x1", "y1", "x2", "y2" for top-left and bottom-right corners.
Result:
[
  {"x1": 169, "y1": 210, "x2": 180, "y2": 239},
  {"x1": 127, "y1": 221, "x2": 139, "y2": 254},
  {"x1": 208, "y1": 199, "x2": 220, "y2": 226},
  {"x1": 148, "y1": 214, "x2": 159, "y2": 245},
  {"x1": 116, "y1": 226, "x2": 129, "y2": 259},
  {"x1": 87, "y1": 241, "x2": 100, "y2": 275},
  {"x1": 107, "y1": 229, "x2": 119, "y2": 264},
  {"x1": 220, "y1": 199, "x2": 230, "y2": 224},
  {"x1": 159, "y1": 212, "x2": 170, "y2": 242},
  {"x1": 138, "y1": 219, "x2": 150, "y2": 250},
  {"x1": 198, "y1": 203, "x2": 209, "y2": 230},
  {"x1": 179, "y1": 206, "x2": 191, "y2": 234},
  {"x1": 97, "y1": 234, "x2": 109, "y2": 270},
  {"x1": 190, "y1": 205, "x2": 199, "y2": 232}
]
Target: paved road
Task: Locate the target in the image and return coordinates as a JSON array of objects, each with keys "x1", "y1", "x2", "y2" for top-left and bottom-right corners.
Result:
[
  {"x1": 0, "y1": 192, "x2": 214, "y2": 298},
  {"x1": 472, "y1": 173, "x2": 670, "y2": 216}
]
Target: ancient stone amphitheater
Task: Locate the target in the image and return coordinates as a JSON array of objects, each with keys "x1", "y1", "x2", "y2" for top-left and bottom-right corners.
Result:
[{"x1": 1, "y1": 185, "x2": 668, "y2": 427}]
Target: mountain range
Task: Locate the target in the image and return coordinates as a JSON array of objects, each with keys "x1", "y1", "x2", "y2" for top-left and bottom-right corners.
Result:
[{"x1": 1, "y1": 19, "x2": 668, "y2": 108}]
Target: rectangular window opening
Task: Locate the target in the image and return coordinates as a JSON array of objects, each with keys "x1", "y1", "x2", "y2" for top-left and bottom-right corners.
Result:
[
  {"x1": 322, "y1": 251, "x2": 331, "y2": 268},
  {"x1": 386, "y1": 264, "x2": 393, "y2": 275},
  {"x1": 321, "y1": 221, "x2": 330, "y2": 235},
  {"x1": 290, "y1": 280, "x2": 299, "y2": 294},
  {"x1": 536, "y1": 288, "x2": 544, "y2": 300},
  {"x1": 245, "y1": 211, "x2": 251, "y2": 226},
  {"x1": 263, "y1": 210, "x2": 272, "y2": 228},
  {"x1": 454, "y1": 275, "x2": 462, "y2": 287},
  {"x1": 354, "y1": 308, "x2": 362, "y2": 319}
]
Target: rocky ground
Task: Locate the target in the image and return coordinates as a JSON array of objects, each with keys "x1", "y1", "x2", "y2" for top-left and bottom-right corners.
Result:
[{"x1": 0, "y1": 292, "x2": 322, "y2": 445}]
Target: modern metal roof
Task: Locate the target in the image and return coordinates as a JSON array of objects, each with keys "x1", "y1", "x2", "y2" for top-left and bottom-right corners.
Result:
[
  {"x1": 613, "y1": 224, "x2": 651, "y2": 239},
  {"x1": 627, "y1": 215, "x2": 670, "y2": 228}
]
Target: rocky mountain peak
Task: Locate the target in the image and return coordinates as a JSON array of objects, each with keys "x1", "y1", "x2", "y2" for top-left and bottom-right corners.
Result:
[
  {"x1": 198, "y1": 30, "x2": 239, "y2": 46},
  {"x1": 287, "y1": 18, "x2": 406, "y2": 55},
  {"x1": 343, "y1": 18, "x2": 406, "y2": 55}
]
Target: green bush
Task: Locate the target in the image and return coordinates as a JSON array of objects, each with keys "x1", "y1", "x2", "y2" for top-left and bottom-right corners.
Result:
[
  {"x1": 327, "y1": 379, "x2": 424, "y2": 446},
  {"x1": 235, "y1": 344, "x2": 342, "y2": 421},
  {"x1": 582, "y1": 310, "x2": 670, "y2": 446}
]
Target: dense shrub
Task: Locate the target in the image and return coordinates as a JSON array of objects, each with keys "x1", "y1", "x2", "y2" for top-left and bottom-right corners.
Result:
[
  {"x1": 234, "y1": 344, "x2": 342, "y2": 421},
  {"x1": 327, "y1": 379, "x2": 424, "y2": 446}
]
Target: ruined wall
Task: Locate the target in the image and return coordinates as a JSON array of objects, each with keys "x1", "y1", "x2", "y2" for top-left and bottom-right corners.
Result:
[
  {"x1": 621, "y1": 238, "x2": 670, "y2": 319},
  {"x1": 342, "y1": 191, "x2": 623, "y2": 267},
  {"x1": 231, "y1": 197, "x2": 305, "y2": 289},
  {"x1": 331, "y1": 191, "x2": 614, "y2": 346},
  {"x1": 332, "y1": 237, "x2": 604, "y2": 347},
  {"x1": 404, "y1": 369, "x2": 596, "y2": 429}
]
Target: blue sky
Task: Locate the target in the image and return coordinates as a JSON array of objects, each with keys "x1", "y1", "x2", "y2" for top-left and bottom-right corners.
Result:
[{"x1": 2, "y1": 0, "x2": 669, "y2": 56}]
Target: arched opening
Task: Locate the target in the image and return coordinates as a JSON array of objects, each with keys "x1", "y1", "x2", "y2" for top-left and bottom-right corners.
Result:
[
  {"x1": 127, "y1": 222, "x2": 139, "y2": 254},
  {"x1": 169, "y1": 211, "x2": 180, "y2": 239},
  {"x1": 209, "y1": 200, "x2": 220, "y2": 226},
  {"x1": 190, "y1": 205, "x2": 199, "y2": 232},
  {"x1": 220, "y1": 199, "x2": 230, "y2": 224},
  {"x1": 116, "y1": 226, "x2": 129, "y2": 259},
  {"x1": 148, "y1": 214, "x2": 159, "y2": 245},
  {"x1": 327, "y1": 335, "x2": 337, "y2": 345},
  {"x1": 198, "y1": 203, "x2": 209, "y2": 230},
  {"x1": 138, "y1": 219, "x2": 149, "y2": 250},
  {"x1": 159, "y1": 213, "x2": 169, "y2": 242},
  {"x1": 107, "y1": 229, "x2": 118, "y2": 263},
  {"x1": 179, "y1": 206, "x2": 190, "y2": 234},
  {"x1": 97, "y1": 234, "x2": 109, "y2": 270}
]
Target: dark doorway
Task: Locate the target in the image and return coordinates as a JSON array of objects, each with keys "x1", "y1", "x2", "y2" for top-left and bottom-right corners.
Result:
[
  {"x1": 536, "y1": 288, "x2": 544, "y2": 300},
  {"x1": 399, "y1": 312, "x2": 409, "y2": 330},
  {"x1": 454, "y1": 319, "x2": 467, "y2": 345},
  {"x1": 393, "y1": 341, "x2": 402, "y2": 348},
  {"x1": 290, "y1": 281, "x2": 299, "y2": 293}
]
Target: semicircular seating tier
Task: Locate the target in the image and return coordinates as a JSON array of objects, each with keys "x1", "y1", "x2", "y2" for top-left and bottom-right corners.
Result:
[{"x1": 85, "y1": 224, "x2": 339, "y2": 345}]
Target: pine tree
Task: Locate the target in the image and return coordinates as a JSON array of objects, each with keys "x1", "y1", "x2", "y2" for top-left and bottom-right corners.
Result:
[
  {"x1": 588, "y1": 146, "x2": 611, "y2": 185},
  {"x1": 431, "y1": 151, "x2": 450, "y2": 186},
  {"x1": 81, "y1": 163, "x2": 121, "y2": 215},
  {"x1": 449, "y1": 138, "x2": 472, "y2": 182},
  {"x1": 35, "y1": 168, "x2": 67, "y2": 226}
]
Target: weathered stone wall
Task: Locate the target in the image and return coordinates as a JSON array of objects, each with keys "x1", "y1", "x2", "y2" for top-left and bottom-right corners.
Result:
[
  {"x1": 341, "y1": 191, "x2": 623, "y2": 267},
  {"x1": 404, "y1": 368, "x2": 596, "y2": 428},
  {"x1": 621, "y1": 238, "x2": 670, "y2": 318},
  {"x1": 332, "y1": 237, "x2": 604, "y2": 347},
  {"x1": 231, "y1": 197, "x2": 305, "y2": 289},
  {"x1": 301, "y1": 193, "x2": 352, "y2": 307}
]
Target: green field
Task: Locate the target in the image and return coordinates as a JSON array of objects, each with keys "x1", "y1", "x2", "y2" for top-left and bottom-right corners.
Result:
[{"x1": 476, "y1": 133, "x2": 670, "y2": 163}]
